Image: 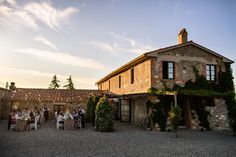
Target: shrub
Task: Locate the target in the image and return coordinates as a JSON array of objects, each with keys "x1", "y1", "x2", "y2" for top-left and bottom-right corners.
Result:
[
  {"x1": 148, "y1": 96, "x2": 171, "y2": 131},
  {"x1": 195, "y1": 103, "x2": 211, "y2": 130},
  {"x1": 95, "y1": 96, "x2": 114, "y2": 132},
  {"x1": 86, "y1": 96, "x2": 100, "y2": 126},
  {"x1": 151, "y1": 105, "x2": 167, "y2": 131},
  {"x1": 169, "y1": 105, "x2": 182, "y2": 131}
]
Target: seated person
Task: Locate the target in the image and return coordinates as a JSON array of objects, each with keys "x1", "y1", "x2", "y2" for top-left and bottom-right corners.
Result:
[
  {"x1": 57, "y1": 111, "x2": 64, "y2": 124},
  {"x1": 15, "y1": 110, "x2": 22, "y2": 119},
  {"x1": 35, "y1": 111, "x2": 41, "y2": 125},
  {"x1": 27, "y1": 111, "x2": 35, "y2": 125},
  {"x1": 72, "y1": 109, "x2": 79, "y2": 120},
  {"x1": 64, "y1": 109, "x2": 74, "y2": 120}
]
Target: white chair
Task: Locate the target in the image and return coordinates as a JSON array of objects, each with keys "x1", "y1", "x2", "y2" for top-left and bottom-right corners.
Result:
[
  {"x1": 30, "y1": 115, "x2": 40, "y2": 131},
  {"x1": 10, "y1": 121, "x2": 17, "y2": 132},
  {"x1": 56, "y1": 120, "x2": 64, "y2": 130}
]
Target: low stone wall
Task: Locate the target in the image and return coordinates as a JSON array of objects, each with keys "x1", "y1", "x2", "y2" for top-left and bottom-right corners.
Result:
[{"x1": 206, "y1": 98, "x2": 230, "y2": 130}]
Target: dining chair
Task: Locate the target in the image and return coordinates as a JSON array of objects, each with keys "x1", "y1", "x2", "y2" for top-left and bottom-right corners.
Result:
[{"x1": 30, "y1": 115, "x2": 40, "y2": 131}]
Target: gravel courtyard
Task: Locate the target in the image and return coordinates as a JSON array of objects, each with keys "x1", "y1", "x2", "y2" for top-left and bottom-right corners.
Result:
[{"x1": 0, "y1": 120, "x2": 236, "y2": 157}]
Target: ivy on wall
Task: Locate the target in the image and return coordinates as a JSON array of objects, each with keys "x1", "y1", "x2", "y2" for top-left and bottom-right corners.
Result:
[
  {"x1": 218, "y1": 64, "x2": 236, "y2": 134},
  {"x1": 148, "y1": 64, "x2": 236, "y2": 134}
]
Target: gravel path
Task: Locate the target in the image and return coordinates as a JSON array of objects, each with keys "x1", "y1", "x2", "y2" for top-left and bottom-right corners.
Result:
[{"x1": 0, "y1": 120, "x2": 236, "y2": 157}]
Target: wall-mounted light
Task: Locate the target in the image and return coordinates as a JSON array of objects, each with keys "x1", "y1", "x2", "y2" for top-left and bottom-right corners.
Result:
[{"x1": 182, "y1": 67, "x2": 187, "y2": 74}]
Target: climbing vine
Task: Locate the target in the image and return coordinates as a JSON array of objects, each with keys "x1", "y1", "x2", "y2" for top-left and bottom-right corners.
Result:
[
  {"x1": 218, "y1": 64, "x2": 236, "y2": 134},
  {"x1": 148, "y1": 64, "x2": 236, "y2": 133}
]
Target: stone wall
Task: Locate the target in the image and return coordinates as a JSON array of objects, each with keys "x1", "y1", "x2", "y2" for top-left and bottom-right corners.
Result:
[
  {"x1": 131, "y1": 96, "x2": 148, "y2": 126},
  {"x1": 100, "y1": 59, "x2": 151, "y2": 95},
  {"x1": 150, "y1": 45, "x2": 225, "y2": 89},
  {"x1": 0, "y1": 89, "x2": 9, "y2": 119},
  {"x1": 206, "y1": 98, "x2": 230, "y2": 130}
]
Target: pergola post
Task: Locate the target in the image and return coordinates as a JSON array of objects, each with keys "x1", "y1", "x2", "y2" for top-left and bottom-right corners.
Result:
[{"x1": 174, "y1": 92, "x2": 177, "y2": 107}]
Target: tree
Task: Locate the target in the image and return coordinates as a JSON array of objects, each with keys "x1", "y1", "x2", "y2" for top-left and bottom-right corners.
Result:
[
  {"x1": 95, "y1": 96, "x2": 114, "y2": 132},
  {"x1": 64, "y1": 75, "x2": 74, "y2": 89},
  {"x1": 49, "y1": 75, "x2": 60, "y2": 89},
  {"x1": 85, "y1": 96, "x2": 100, "y2": 126}
]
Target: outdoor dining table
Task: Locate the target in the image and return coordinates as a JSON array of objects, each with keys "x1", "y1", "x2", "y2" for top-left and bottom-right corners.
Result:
[
  {"x1": 64, "y1": 119, "x2": 74, "y2": 130},
  {"x1": 16, "y1": 119, "x2": 28, "y2": 131}
]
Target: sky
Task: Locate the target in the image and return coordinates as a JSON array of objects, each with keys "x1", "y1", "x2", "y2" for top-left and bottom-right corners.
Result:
[{"x1": 0, "y1": 0, "x2": 236, "y2": 89}]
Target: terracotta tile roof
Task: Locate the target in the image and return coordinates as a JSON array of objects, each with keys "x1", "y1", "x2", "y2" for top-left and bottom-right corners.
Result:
[{"x1": 4, "y1": 88, "x2": 103, "y2": 103}]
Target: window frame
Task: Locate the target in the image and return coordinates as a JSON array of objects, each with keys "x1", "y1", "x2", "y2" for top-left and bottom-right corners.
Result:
[
  {"x1": 162, "y1": 61, "x2": 175, "y2": 80},
  {"x1": 119, "y1": 75, "x2": 121, "y2": 88},
  {"x1": 130, "y1": 68, "x2": 134, "y2": 84},
  {"x1": 206, "y1": 64, "x2": 216, "y2": 81}
]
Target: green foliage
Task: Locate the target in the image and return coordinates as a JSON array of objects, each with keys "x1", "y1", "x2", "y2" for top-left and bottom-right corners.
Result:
[
  {"x1": 147, "y1": 64, "x2": 236, "y2": 133},
  {"x1": 147, "y1": 97, "x2": 171, "y2": 131},
  {"x1": 177, "y1": 89, "x2": 226, "y2": 97},
  {"x1": 95, "y1": 96, "x2": 114, "y2": 132},
  {"x1": 169, "y1": 105, "x2": 182, "y2": 131},
  {"x1": 218, "y1": 64, "x2": 236, "y2": 134},
  {"x1": 85, "y1": 97, "x2": 93, "y2": 123},
  {"x1": 64, "y1": 75, "x2": 74, "y2": 89},
  {"x1": 86, "y1": 96, "x2": 100, "y2": 126},
  {"x1": 147, "y1": 88, "x2": 166, "y2": 96},
  {"x1": 192, "y1": 99, "x2": 211, "y2": 130},
  {"x1": 147, "y1": 87, "x2": 157, "y2": 95},
  {"x1": 49, "y1": 75, "x2": 60, "y2": 89}
]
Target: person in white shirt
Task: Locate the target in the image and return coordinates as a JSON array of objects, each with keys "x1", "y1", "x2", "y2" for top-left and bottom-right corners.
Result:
[
  {"x1": 64, "y1": 109, "x2": 74, "y2": 120},
  {"x1": 57, "y1": 111, "x2": 64, "y2": 124}
]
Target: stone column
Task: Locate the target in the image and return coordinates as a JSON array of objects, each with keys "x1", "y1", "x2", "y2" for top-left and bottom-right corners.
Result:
[{"x1": 184, "y1": 99, "x2": 192, "y2": 129}]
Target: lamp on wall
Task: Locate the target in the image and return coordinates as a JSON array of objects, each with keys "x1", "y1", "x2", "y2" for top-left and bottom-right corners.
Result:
[
  {"x1": 12, "y1": 102, "x2": 19, "y2": 111},
  {"x1": 182, "y1": 67, "x2": 187, "y2": 74}
]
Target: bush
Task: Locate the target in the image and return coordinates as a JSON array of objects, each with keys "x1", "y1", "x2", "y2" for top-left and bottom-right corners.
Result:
[
  {"x1": 86, "y1": 96, "x2": 100, "y2": 126},
  {"x1": 169, "y1": 105, "x2": 182, "y2": 131},
  {"x1": 148, "y1": 96, "x2": 171, "y2": 131},
  {"x1": 195, "y1": 104, "x2": 211, "y2": 130},
  {"x1": 95, "y1": 96, "x2": 114, "y2": 132},
  {"x1": 151, "y1": 106, "x2": 167, "y2": 131}
]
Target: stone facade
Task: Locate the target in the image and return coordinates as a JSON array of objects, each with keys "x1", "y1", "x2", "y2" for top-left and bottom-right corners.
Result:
[
  {"x1": 0, "y1": 88, "x2": 9, "y2": 119},
  {"x1": 96, "y1": 39, "x2": 233, "y2": 130},
  {"x1": 150, "y1": 45, "x2": 225, "y2": 89},
  {"x1": 206, "y1": 98, "x2": 230, "y2": 130},
  {"x1": 99, "y1": 59, "x2": 152, "y2": 95}
]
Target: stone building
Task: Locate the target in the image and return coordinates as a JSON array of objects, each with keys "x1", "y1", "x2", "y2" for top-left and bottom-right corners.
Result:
[
  {"x1": 0, "y1": 87, "x2": 9, "y2": 119},
  {"x1": 96, "y1": 29, "x2": 234, "y2": 130},
  {"x1": 0, "y1": 83, "x2": 102, "y2": 119}
]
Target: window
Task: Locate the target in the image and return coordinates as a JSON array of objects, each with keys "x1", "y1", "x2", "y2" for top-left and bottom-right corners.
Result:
[
  {"x1": 163, "y1": 61, "x2": 174, "y2": 79},
  {"x1": 108, "y1": 80, "x2": 110, "y2": 90},
  {"x1": 119, "y1": 75, "x2": 121, "y2": 88},
  {"x1": 130, "y1": 68, "x2": 134, "y2": 84},
  {"x1": 206, "y1": 64, "x2": 216, "y2": 81},
  {"x1": 53, "y1": 105, "x2": 65, "y2": 112}
]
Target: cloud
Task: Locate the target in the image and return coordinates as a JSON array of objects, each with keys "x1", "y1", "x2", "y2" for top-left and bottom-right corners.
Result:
[
  {"x1": 33, "y1": 35, "x2": 58, "y2": 51},
  {"x1": 89, "y1": 41, "x2": 116, "y2": 54},
  {"x1": 89, "y1": 32, "x2": 155, "y2": 55},
  {"x1": 0, "y1": 1, "x2": 79, "y2": 31},
  {"x1": 0, "y1": 67, "x2": 97, "y2": 86},
  {"x1": 13, "y1": 48, "x2": 108, "y2": 70},
  {"x1": 5, "y1": 0, "x2": 17, "y2": 6}
]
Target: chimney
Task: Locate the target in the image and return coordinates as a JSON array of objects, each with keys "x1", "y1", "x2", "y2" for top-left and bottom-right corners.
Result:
[
  {"x1": 9, "y1": 82, "x2": 16, "y2": 91},
  {"x1": 178, "y1": 28, "x2": 188, "y2": 44}
]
